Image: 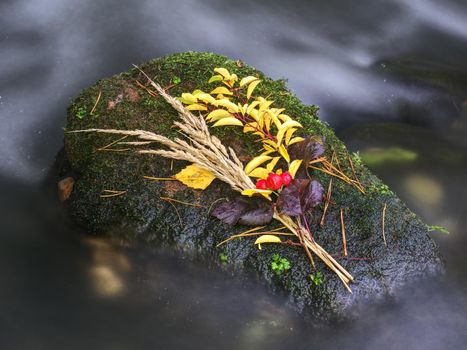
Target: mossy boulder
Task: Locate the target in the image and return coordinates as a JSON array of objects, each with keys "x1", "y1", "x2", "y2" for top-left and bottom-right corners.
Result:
[{"x1": 60, "y1": 52, "x2": 443, "y2": 323}]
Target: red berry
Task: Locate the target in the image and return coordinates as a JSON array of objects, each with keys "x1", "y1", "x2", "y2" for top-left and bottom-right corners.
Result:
[
  {"x1": 256, "y1": 179, "x2": 268, "y2": 190},
  {"x1": 281, "y1": 172, "x2": 293, "y2": 186},
  {"x1": 266, "y1": 173, "x2": 283, "y2": 190}
]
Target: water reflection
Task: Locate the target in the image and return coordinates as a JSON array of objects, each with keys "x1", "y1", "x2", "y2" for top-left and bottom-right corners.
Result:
[{"x1": 85, "y1": 238, "x2": 130, "y2": 298}]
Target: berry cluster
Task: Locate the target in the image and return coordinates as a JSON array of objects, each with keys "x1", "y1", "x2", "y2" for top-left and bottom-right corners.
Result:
[{"x1": 256, "y1": 172, "x2": 293, "y2": 191}]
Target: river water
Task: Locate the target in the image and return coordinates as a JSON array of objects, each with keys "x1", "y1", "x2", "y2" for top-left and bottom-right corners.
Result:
[{"x1": 1, "y1": 0, "x2": 467, "y2": 349}]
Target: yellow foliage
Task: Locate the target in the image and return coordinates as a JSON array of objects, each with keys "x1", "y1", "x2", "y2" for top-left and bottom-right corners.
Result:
[
  {"x1": 254, "y1": 235, "x2": 282, "y2": 250},
  {"x1": 174, "y1": 164, "x2": 216, "y2": 190},
  {"x1": 244, "y1": 155, "x2": 272, "y2": 174},
  {"x1": 179, "y1": 67, "x2": 308, "y2": 187}
]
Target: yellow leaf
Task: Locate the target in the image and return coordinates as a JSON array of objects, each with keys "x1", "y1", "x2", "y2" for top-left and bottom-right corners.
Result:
[
  {"x1": 262, "y1": 139, "x2": 277, "y2": 148},
  {"x1": 248, "y1": 108, "x2": 259, "y2": 122},
  {"x1": 258, "y1": 98, "x2": 274, "y2": 111},
  {"x1": 288, "y1": 137, "x2": 305, "y2": 146},
  {"x1": 285, "y1": 128, "x2": 297, "y2": 145},
  {"x1": 208, "y1": 75, "x2": 223, "y2": 83},
  {"x1": 197, "y1": 93, "x2": 216, "y2": 104},
  {"x1": 210, "y1": 86, "x2": 233, "y2": 95},
  {"x1": 246, "y1": 100, "x2": 260, "y2": 115},
  {"x1": 174, "y1": 164, "x2": 215, "y2": 190},
  {"x1": 214, "y1": 67, "x2": 231, "y2": 79},
  {"x1": 266, "y1": 157, "x2": 280, "y2": 172},
  {"x1": 207, "y1": 109, "x2": 234, "y2": 122},
  {"x1": 181, "y1": 93, "x2": 197, "y2": 104},
  {"x1": 247, "y1": 79, "x2": 261, "y2": 99},
  {"x1": 186, "y1": 103, "x2": 208, "y2": 111},
  {"x1": 278, "y1": 114, "x2": 292, "y2": 122},
  {"x1": 240, "y1": 76, "x2": 259, "y2": 87},
  {"x1": 247, "y1": 167, "x2": 270, "y2": 179},
  {"x1": 276, "y1": 120, "x2": 302, "y2": 146},
  {"x1": 241, "y1": 188, "x2": 272, "y2": 199},
  {"x1": 243, "y1": 122, "x2": 258, "y2": 133},
  {"x1": 244, "y1": 155, "x2": 272, "y2": 174},
  {"x1": 212, "y1": 117, "x2": 243, "y2": 127},
  {"x1": 279, "y1": 144, "x2": 290, "y2": 163},
  {"x1": 238, "y1": 103, "x2": 248, "y2": 115},
  {"x1": 262, "y1": 145, "x2": 275, "y2": 153},
  {"x1": 192, "y1": 90, "x2": 204, "y2": 96},
  {"x1": 214, "y1": 99, "x2": 239, "y2": 112},
  {"x1": 254, "y1": 235, "x2": 282, "y2": 250},
  {"x1": 279, "y1": 120, "x2": 302, "y2": 130},
  {"x1": 288, "y1": 159, "x2": 302, "y2": 178}
]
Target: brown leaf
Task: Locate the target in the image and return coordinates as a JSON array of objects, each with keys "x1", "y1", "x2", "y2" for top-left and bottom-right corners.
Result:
[{"x1": 58, "y1": 177, "x2": 74, "y2": 202}]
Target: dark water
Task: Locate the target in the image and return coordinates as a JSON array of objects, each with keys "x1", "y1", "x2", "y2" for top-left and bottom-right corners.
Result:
[{"x1": 2, "y1": 0, "x2": 467, "y2": 349}]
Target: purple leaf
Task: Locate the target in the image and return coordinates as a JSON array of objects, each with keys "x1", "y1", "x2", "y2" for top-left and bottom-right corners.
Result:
[
  {"x1": 288, "y1": 136, "x2": 325, "y2": 179},
  {"x1": 305, "y1": 138, "x2": 325, "y2": 160},
  {"x1": 301, "y1": 179, "x2": 324, "y2": 212},
  {"x1": 276, "y1": 180, "x2": 303, "y2": 216},
  {"x1": 211, "y1": 197, "x2": 249, "y2": 225},
  {"x1": 277, "y1": 179, "x2": 324, "y2": 216},
  {"x1": 238, "y1": 201, "x2": 273, "y2": 226}
]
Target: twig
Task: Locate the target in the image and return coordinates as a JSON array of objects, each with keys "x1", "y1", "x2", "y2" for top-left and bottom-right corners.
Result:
[
  {"x1": 320, "y1": 178, "x2": 333, "y2": 226},
  {"x1": 143, "y1": 176, "x2": 176, "y2": 181},
  {"x1": 166, "y1": 200, "x2": 183, "y2": 226},
  {"x1": 217, "y1": 226, "x2": 265, "y2": 247},
  {"x1": 97, "y1": 135, "x2": 129, "y2": 151},
  {"x1": 160, "y1": 196, "x2": 205, "y2": 208},
  {"x1": 135, "y1": 79, "x2": 159, "y2": 97},
  {"x1": 382, "y1": 203, "x2": 387, "y2": 247},
  {"x1": 340, "y1": 208, "x2": 348, "y2": 257},
  {"x1": 347, "y1": 155, "x2": 364, "y2": 193},
  {"x1": 297, "y1": 217, "x2": 316, "y2": 269},
  {"x1": 100, "y1": 189, "x2": 127, "y2": 198},
  {"x1": 333, "y1": 255, "x2": 374, "y2": 261},
  {"x1": 90, "y1": 90, "x2": 102, "y2": 115}
]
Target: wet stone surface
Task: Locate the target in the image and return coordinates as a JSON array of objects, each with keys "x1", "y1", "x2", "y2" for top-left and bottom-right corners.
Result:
[{"x1": 59, "y1": 52, "x2": 444, "y2": 322}]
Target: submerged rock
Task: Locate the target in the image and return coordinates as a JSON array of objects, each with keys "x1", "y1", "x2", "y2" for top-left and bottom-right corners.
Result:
[{"x1": 60, "y1": 52, "x2": 443, "y2": 322}]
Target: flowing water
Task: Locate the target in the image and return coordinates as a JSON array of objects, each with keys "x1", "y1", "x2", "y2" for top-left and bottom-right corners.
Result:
[{"x1": 1, "y1": 0, "x2": 467, "y2": 348}]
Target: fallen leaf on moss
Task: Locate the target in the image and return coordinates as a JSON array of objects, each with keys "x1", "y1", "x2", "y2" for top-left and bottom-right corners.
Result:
[
  {"x1": 254, "y1": 235, "x2": 282, "y2": 250},
  {"x1": 174, "y1": 164, "x2": 215, "y2": 190}
]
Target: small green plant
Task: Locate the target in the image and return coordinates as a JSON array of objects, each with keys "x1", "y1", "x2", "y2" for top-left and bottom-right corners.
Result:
[
  {"x1": 172, "y1": 76, "x2": 181, "y2": 85},
  {"x1": 370, "y1": 183, "x2": 392, "y2": 196},
  {"x1": 351, "y1": 152, "x2": 362, "y2": 166},
  {"x1": 427, "y1": 225, "x2": 450, "y2": 234},
  {"x1": 75, "y1": 106, "x2": 87, "y2": 119},
  {"x1": 219, "y1": 253, "x2": 228, "y2": 264},
  {"x1": 309, "y1": 271, "x2": 323, "y2": 286},
  {"x1": 271, "y1": 254, "x2": 291, "y2": 276}
]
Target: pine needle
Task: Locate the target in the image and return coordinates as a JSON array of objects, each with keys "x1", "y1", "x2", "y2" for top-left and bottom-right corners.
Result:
[
  {"x1": 143, "y1": 176, "x2": 176, "y2": 181},
  {"x1": 97, "y1": 135, "x2": 128, "y2": 151},
  {"x1": 100, "y1": 189, "x2": 127, "y2": 198},
  {"x1": 160, "y1": 196, "x2": 205, "y2": 208},
  {"x1": 90, "y1": 90, "x2": 102, "y2": 115},
  {"x1": 340, "y1": 208, "x2": 348, "y2": 257},
  {"x1": 320, "y1": 178, "x2": 333, "y2": 226}
]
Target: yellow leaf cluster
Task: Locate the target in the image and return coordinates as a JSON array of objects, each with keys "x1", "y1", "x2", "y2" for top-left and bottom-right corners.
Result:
[{"x1": 178, "y1": 67, "x2": 306, "y2": 183}]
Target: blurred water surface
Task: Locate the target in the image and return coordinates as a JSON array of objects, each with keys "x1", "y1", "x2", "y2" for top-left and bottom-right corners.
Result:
[{"x1": 1, "y1": 0, "x2": 467, "y2": 349}]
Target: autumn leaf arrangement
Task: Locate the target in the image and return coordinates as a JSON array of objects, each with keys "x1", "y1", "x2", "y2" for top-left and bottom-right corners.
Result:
[{"x1": 72, "y1": 67, "x2": 356, "y2": 291}]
